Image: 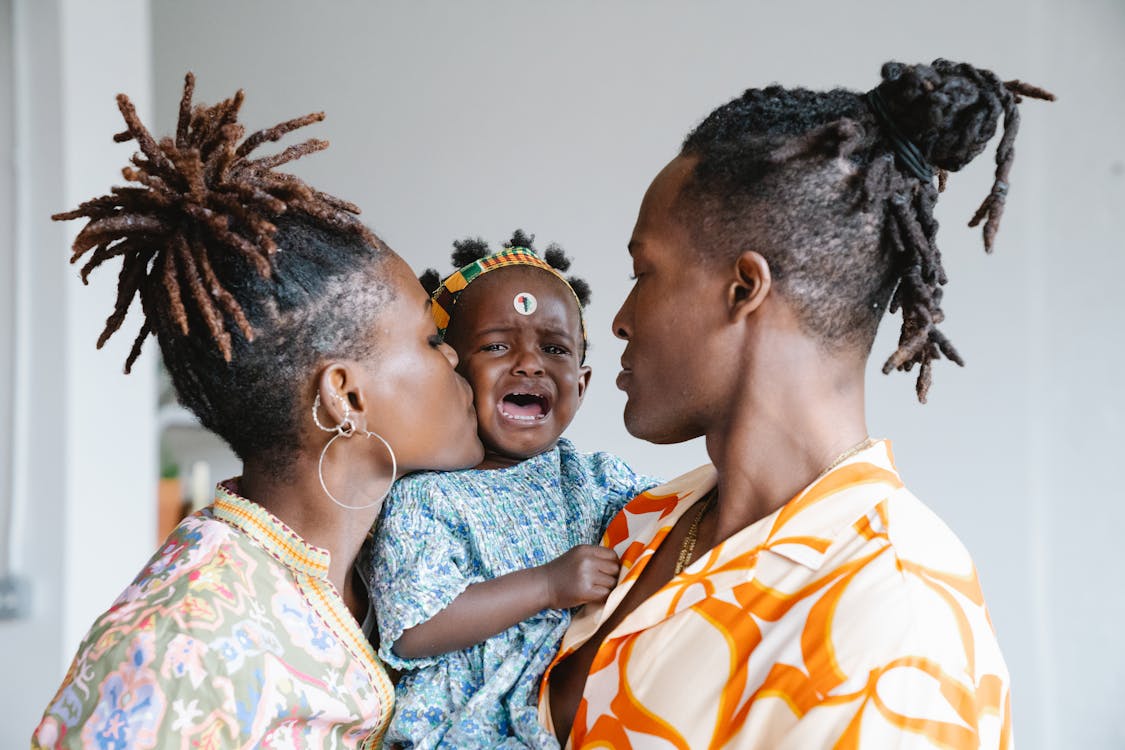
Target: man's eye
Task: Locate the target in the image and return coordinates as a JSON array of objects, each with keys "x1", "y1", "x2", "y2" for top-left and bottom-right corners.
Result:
[{"x1": 482, "y1": 343, "x2": 507, "y2": 352}]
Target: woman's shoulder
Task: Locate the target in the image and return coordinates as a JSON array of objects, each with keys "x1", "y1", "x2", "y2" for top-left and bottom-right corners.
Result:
[
  {"x1": 37, "y1": 513, "x2": 276, "y2": 730},
  {"x1": 92, "y1": 512, "x2": 280, "y2": 637},
  {"x1": 123, "y1": 512, "x2": 245, "y2": 599},
  {"x1": 34, "y1": 512, "x2": 374, "y2": 748}
]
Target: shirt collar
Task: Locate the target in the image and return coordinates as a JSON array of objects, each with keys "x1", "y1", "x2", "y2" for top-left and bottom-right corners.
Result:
[
  {"x1": 555, "y1": 440, "x2": 905, "y2": 655},
  {"x1": 211, "y1": 480, "x2": 332, "y2": 579},
  {"x1": 760, "y1": 439, "x2": 904, "y2": 570}
]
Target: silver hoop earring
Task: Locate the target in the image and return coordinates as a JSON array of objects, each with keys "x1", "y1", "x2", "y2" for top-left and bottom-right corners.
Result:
[
  {"x1": 314, "y1": 391, "x2": 397, "y2": 511},
  {"x1": 317, "y1": 429, "x2": 397, "y2": 511}
]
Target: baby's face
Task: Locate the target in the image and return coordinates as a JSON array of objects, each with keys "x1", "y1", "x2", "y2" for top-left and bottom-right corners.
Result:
[{"x1": 444, "y1": 267, "x2": 590, "y2": 467}]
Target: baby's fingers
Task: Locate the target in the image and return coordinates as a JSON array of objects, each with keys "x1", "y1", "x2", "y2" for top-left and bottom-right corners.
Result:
[{"x1": 587, "y1": 573, "x2": 616, "y2": 602}]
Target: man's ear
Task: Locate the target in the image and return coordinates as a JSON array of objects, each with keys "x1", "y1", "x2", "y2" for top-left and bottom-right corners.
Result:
[
  {"x1": 576, "y1": 365, "x2": 592, "y2": 404},
  {"x1": 728, "y1": 250, "x2": 772, "y2": 322}
]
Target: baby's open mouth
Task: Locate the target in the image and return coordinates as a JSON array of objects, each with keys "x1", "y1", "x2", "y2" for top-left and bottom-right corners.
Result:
[{"x1": 499, "y1": 392, "x2": 551, "y2": 421}]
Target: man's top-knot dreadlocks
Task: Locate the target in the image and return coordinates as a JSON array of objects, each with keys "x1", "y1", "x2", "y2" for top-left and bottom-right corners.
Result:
[
  {"x1": 679, "y1": 58, "x2": 1053, "y2": 402},
  {"x1": 874, "y1": 60, "x2": 1052, "y2": 173},
  {"x1": 54, "y1": 72, "x2": 396, "y2": 471}
]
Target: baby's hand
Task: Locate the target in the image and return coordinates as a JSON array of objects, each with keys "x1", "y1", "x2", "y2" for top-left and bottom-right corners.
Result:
[{"x1": 542, "y1": 545, "x2": 620, "y2": 609}]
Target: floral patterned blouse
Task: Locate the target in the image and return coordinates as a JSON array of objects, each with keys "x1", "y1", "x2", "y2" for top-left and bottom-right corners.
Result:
[{"x1": 32, "y1": 481, "x2": 394, "y2": 749}]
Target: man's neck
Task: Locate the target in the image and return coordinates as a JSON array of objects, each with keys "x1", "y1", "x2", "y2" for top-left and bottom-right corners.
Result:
[{"x1": 703, "y1": 352, "x2": 869, "y2": 546}]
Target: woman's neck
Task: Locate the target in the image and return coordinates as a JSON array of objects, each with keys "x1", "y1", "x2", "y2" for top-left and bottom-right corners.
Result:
[{"x1": 239, "y1": 455, "x2": 380, "y2": 615}]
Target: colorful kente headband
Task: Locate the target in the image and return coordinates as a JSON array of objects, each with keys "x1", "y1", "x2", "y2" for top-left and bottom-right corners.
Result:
[{"x1": 430, "y1": 246, "x2": 588, "y2": 351}]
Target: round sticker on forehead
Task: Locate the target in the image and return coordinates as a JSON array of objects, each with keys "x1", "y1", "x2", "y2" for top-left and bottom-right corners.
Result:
[{"x1": 513, "y1": 292, "x2": 538, "y2": 316}]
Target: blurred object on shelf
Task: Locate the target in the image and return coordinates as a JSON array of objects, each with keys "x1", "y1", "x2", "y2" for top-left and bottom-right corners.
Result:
[{"x1": 157, "y1": 477, "x2": 186, "y2": 543}]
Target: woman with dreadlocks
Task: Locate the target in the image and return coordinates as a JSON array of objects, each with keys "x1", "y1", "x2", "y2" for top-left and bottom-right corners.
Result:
[
  {"x1": 31, "y1": 74, "x2": 482, "y2": 748},
  {"x1": 540, "y1": 60, "x2": 1053, "y2": 748},
  {"x1": 365, "y1": 231, "x2": 657, "y2": 748}
]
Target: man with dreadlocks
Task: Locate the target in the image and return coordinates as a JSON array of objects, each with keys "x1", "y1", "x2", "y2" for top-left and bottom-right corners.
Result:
[
  {"x1": 540, "y1": 60, "x2": 1053, "y2": 748},
  {"x1": 365, "y1": 232, "x2": 658, "y2": 748},
  {"x1": 32, "y1": 75, "x2": 484, "y2": 748}
]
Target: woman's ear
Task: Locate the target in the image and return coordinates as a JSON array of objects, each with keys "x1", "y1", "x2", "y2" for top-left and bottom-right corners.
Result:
[
  {"x1": 315, "y1": 363, "x2": 365, "y2": 429},
  {"x1": 728, "y1": 250, "x2": 772, "y2": 322}
]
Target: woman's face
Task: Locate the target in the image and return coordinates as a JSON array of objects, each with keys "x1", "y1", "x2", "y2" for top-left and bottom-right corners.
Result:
[
  {"x1": 612, "y1": 156, "x2": 735, "y2": 444},
  {"x1": 357, "y1": 254, "x2": 484, "y2": 474}
]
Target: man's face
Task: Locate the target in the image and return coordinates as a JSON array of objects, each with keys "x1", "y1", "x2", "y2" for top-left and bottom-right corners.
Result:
[{"x1": 612, "y1": 156, "x2": 735, "y2": 444}]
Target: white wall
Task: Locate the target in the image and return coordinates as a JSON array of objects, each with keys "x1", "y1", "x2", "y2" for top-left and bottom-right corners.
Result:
[
  {"x1": 149, "y1": 3, "x2": 1125, "y2": 748},
  {"x1": 0, "y1": 1, "x2": 155, "y2": 746},
  {"x1": 3, "y1": 0, "x2": 1120, "y2": 747},
  {"x1": 1034, "y1": 3, "x2": 1125, "y2": 744}
]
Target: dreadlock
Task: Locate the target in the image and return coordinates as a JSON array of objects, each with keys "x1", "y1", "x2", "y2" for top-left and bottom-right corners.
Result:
[
  {"x1": 678, "y1": 59, "x2": 1053, "y2": 402},
  {"x1": 54, "y1": 73, "x2": 395, "y2": 470},
  {"x1": 419, "y1": 229, "x2": 592, "y2": 307}
]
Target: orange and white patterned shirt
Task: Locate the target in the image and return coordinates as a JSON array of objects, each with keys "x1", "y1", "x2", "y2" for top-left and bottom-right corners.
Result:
[{"x1": 539, "y1": 440, "x2": 1011, "y2": 749}]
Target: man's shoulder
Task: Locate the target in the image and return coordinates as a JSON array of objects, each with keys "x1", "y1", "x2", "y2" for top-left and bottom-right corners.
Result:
[
  {"x1": 621, "y1": 464, "x2": 715, "y2": 509},
  {"x1": 881, "y1": 488, "x2": 977, "y2": 576},
  {"x1": 808, "y1": 489, "x2": 1005, "y2": 676}
]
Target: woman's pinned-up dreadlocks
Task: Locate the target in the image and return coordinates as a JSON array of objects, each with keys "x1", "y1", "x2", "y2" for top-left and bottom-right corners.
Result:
[
  {"x1": 54, "y1": 73, "x2": 394, "y2": 470},
  {"x1": 678, "y1": 59, "x2": 1054, "y2": 401},
  {"x1": 54, "y1": 72, "x2": 380, "y2": 372}
]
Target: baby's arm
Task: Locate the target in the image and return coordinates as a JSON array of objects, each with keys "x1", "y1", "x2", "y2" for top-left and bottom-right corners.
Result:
[{"x1": 393, "y1": 544, "x2": 618, "y2": 660}]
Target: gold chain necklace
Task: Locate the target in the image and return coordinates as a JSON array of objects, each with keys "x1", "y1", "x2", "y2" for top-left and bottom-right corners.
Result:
[
  {"x1": 812, "y1": 437, "x2": 878, "y2": 485},
  {"x1": 674, "y1": 490, "x2": 715, "y2": 575},
  {"x1": 671, "y1": 437, "x2": 877, "y2": 576}
]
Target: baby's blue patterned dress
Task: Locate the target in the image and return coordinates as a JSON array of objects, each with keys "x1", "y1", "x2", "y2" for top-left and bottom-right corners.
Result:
[{"x1": 368, "y1": 438, "x2": 658, "y2": 749}]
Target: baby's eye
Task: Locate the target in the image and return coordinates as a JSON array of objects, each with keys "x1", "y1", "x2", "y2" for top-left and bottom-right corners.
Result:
[
  {"x1": 427, "y1": 334, "x2": 444, "y2": 348},
  {"x1": 542, "y1": 345, "x2": 570, "y2": 356}
]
